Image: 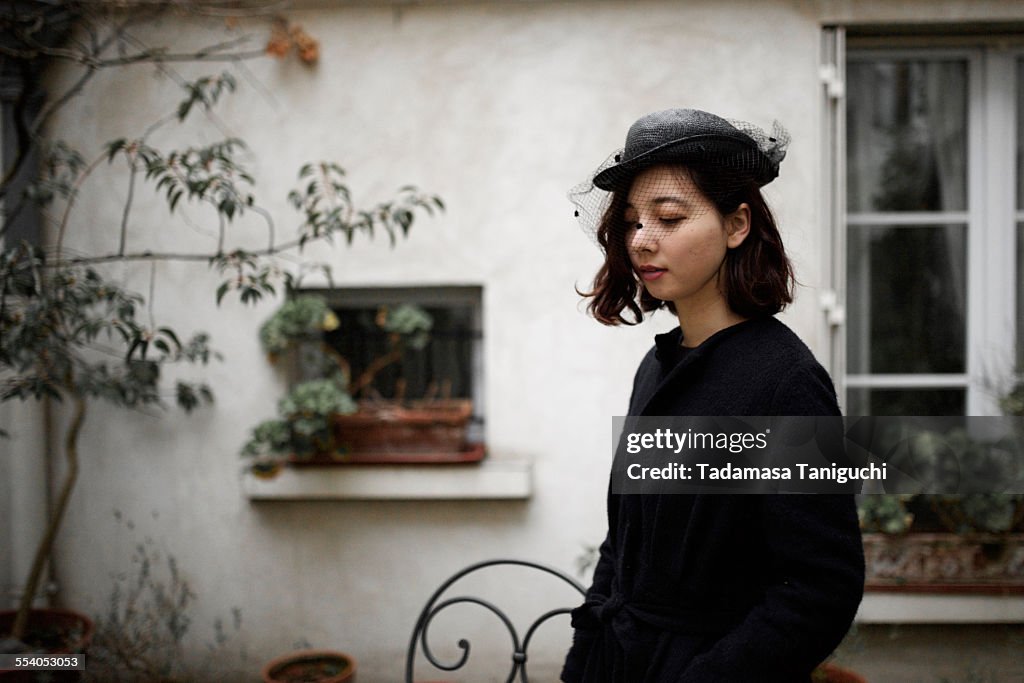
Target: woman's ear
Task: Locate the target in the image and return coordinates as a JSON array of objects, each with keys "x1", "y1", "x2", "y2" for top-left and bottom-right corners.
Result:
[{"x1": 725, "y1": 203, "x2": 751, "y2": 248}]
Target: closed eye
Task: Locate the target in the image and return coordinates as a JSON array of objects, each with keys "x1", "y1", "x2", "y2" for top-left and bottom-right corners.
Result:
[{"x1": 621, "y1": 215, "x2": 642, "y2": 231}]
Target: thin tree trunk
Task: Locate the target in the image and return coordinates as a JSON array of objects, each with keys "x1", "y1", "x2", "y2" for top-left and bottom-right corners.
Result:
[
  {"x1": 350, "y1": 347, "x2": 403, "y2": 398},
  {"x1": 11, "y1": 395, "x2": 86, "y2": 641}
]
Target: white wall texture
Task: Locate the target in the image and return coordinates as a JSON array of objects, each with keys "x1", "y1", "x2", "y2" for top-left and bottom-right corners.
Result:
[{"x1": 14, "y1": 0, "x2": 1021, "y2": 680}]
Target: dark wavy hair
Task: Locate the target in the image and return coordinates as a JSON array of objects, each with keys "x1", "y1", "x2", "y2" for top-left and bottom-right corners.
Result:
[{"x1": 582, "y1": 164, "x2": 795, "y2": 325}]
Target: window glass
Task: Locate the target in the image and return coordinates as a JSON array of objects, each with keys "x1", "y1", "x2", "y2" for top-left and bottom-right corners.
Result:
[
  {"x1": 1017, "y1": 58, "x2": 1024, "y2": 369},
  {"x1": 847, "y1": 225, "x2": 966, "y2": 374},
  {"x1": 1018, "y1": 221, "x2": 1023, "y2": 370},
  {"x1": 847, "y1": 60, "x2": 968, "y2": 213},
  {"x1": 1018, "y1": 57, "x2": 1024, "y2": 213},
  {"x1": 846, "y1": 388, "x2": 966, "y2": 416},
  {"x1": 325, "y1": 304, "x2": 477, "y2": 401},
  {"x1": 292, "y1": 286, "x2": 483, "y2": 433}
]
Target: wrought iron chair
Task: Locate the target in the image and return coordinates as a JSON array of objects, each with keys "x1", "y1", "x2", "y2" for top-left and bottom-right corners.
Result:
[{"x1": 405, "y1": 558, "x2": 586, "y2": 683}]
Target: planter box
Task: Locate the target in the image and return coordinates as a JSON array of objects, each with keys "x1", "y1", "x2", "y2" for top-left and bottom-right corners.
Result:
[
  {"x1": 864, "y1": 532, "x2": 1024, "y2": 593},
  {"x1": 332, "y1": 399, "x2": 474, "y2": 461},
  {"x1": 289, "y1": 442, "x2": 486, "y2": 466}
]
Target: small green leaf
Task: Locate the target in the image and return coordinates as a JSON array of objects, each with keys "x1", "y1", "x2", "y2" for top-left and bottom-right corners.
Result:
[
  {"x1": 158, "y1": 327, "x2": 182, "y2": 349},
  {"x1": 106, "y1": 139, "x2": 127, "y2": 162},
  {"x1": 127, "y1": 338, "x2": 148, "y2": 361}
]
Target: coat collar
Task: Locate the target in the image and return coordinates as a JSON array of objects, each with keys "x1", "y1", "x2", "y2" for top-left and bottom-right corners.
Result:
[
  {"x1": 641, "y1": 317, "x2": 767, "y2": 415},
  {"x1": 653, "y1": 318, "x2": 762, "y2": 365}
]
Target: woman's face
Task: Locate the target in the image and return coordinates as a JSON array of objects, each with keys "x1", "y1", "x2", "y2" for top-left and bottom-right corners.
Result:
[{"x1": 624, "y1": 164, "x2": 749, "y2": 308}]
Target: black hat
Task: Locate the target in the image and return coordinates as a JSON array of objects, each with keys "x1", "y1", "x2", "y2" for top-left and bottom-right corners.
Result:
[{"x1": 591, "y1": 108, "x2": 787, "y2": 191}]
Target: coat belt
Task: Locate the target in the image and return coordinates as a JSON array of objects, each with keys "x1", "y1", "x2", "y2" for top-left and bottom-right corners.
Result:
[{"x1": 572, "y1": 591, "x2": 743, "y2": 643}]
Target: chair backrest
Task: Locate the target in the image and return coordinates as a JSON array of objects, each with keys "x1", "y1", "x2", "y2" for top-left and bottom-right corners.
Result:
[{"x1": 405, "y1": 558, "x2": 586, "y2": 683}]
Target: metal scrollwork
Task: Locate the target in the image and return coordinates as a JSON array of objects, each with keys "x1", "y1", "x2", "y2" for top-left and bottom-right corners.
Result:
[{"x1": 405, "y1": 558, "x2": 587, "y2": 683}]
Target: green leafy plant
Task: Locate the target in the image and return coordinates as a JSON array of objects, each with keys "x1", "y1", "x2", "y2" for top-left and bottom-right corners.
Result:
[
  {"x1": 241, "y1": 378, "x2": 356, "y2": 464},
  {"x1": 258, "y1": 296, "x2": 339, "y2": 359},
  {"x1": 350, "y1": 303, "x2": 434, "y2": 397},
  {"x1": 240, "y1": 299, "x2": 436, "y2": 468},
  {"x1": 858, "y1": 424, "x2": 1024, "y2": 536},
  {"x1": 0, "y1": 2, "x2": 440, "y2": 648},
  {"x1": 999, "y1": 376, "x2": 1024, "y2": 418},
  {"x1": 1, "y1": 244, "x2": 217, "y2": 643},
  {"x1": 858, "y1": 495, "x2": 915, "y2": 534}
]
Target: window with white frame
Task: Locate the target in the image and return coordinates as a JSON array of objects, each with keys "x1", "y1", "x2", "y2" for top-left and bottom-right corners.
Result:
[{"x1": 844, "y1": 45, "x2": 1021, "y2": 416}]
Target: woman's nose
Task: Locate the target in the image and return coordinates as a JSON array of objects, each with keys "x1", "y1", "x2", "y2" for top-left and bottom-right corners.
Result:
[{"x1": 627, "y1": 221, "x2": 656, "y2": 254}]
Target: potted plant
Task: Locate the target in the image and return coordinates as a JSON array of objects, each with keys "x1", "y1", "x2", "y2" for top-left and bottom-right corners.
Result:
[
  {"x1": 0, "y1": 245, "x2": 215, "y2": 668},
  {"x1": 261, "y1": 649, "x2": 356, "y2": 683},
  {"x1": 0, "y1": 608, "x2": 95, "y2": 683},
  {"x1": 242, "y1": 294, "x2": 475, "y2": 469},
  {"x1": 242, "y1": 377, "x2": 357, "y2": 473},
  {"x1": 858, "y1": 422, "x2": 1024, "y2": 590},
  {"x1": 331, "y1": 302, "x2": 474, "y2": 458}
]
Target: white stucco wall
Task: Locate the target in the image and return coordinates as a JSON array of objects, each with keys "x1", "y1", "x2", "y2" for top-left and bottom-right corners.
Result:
[
  {"x1": 37, "y1": 3, "x2": 825, "y2": 677},
  {"x1": 21, "y1": 0, "x2": 1020, "y2": 680}
]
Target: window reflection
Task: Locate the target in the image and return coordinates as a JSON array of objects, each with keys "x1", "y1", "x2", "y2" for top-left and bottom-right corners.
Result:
[
  {"x1": 846, "y1": 388, "x2": 966, "y2": 417},
  {"x1": 847, "y1": 60, "x2": 967, "y2": 213},
  {"x1": 847, "y1": 225, "x2": 966, "y2": 375},
  {"x1": 1017, "y1": 59, "x2": 1024, "y2": 369}
]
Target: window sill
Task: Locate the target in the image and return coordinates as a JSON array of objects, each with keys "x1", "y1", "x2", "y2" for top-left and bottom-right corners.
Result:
[
  {"x1": 242, "y1": 458, "x2": 532, "y2": 501},
  {"x1": 857, "y1": 593, "x2": 1024, "y2": 623}
]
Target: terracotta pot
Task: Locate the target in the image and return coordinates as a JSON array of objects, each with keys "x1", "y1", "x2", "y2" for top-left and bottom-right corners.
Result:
[
  {"x1": 334, "y1": 399, "x2": 473, "y2": 455},
  {"x1": 261, "y1": 649, "x2": 356, "y2": 683},
  {"x1": 0, "y1": 608, "x2": 95, "y2": 682},
  {"x1": 815, "y1": 662, "x2": 867, "y2": 683}
]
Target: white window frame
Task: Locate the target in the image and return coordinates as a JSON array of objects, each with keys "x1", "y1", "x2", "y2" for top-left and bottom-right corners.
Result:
[{"x1": 833, "y1": 43, "x2": 1020, "y2": 416}]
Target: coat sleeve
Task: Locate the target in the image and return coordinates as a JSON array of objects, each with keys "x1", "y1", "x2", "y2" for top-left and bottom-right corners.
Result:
[
  {"x1": 561, "y1": 529, "x2": 616, "y2": 682},
  {"x1": 678, "y1": 361, "x2": 865, "y2": 682},
  {"x1": 678, "y1": 494, "x2": 864, "y2": 682},
  {"x1": 563, "y1": 352, "x2": 655, "y2": 682},
  {"x1": 576, "y1": 348, "x2": 653, "y2": 609}
]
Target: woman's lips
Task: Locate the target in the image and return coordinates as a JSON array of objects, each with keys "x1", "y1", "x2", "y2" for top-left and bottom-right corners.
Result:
[{"x1": 638, "y1": 266, "x2": 667, "y2": 281}]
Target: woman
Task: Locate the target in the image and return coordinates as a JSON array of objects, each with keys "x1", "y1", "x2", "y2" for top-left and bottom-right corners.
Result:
[{"x1": 562, "y1": 109, "x2": 864, "y2": 683}]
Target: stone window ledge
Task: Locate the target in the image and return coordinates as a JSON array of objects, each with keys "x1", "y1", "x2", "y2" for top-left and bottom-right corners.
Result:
[
  {"x1": 243, "y1": 458, "x2": 531, "y2": 501},
  {"x1": 858, "y1": 593, "x2": 1024, "y2": 623}
]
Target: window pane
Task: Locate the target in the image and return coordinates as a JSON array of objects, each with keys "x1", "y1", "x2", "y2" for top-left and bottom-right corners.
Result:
[
  {"x1": 1018, "y1": 59, "x2": 1024, "y2": 369},
  {"x1": 1018, "y1": 58, "x2": 1024, "y2": 211},
  {"x1": 847, "y1": 59, "x2": 968, "y2": 213},
  {"x1": 846, "y1": 388, "x2": 966, "y2": 416},
  {"x1": 847, "y1": 225, "x2": 966, "y2": 374},
  {"x1": 1018, "y1": 222, "x2": 1023, "y2": 369},
  {"x1": 326, "y1": 305, "x2": 477, "y2": 401}
]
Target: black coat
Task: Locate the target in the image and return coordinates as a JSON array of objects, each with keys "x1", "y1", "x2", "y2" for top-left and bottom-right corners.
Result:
[{"x1": 562, "y1": 317, "x2": 865, "y2": 683}]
